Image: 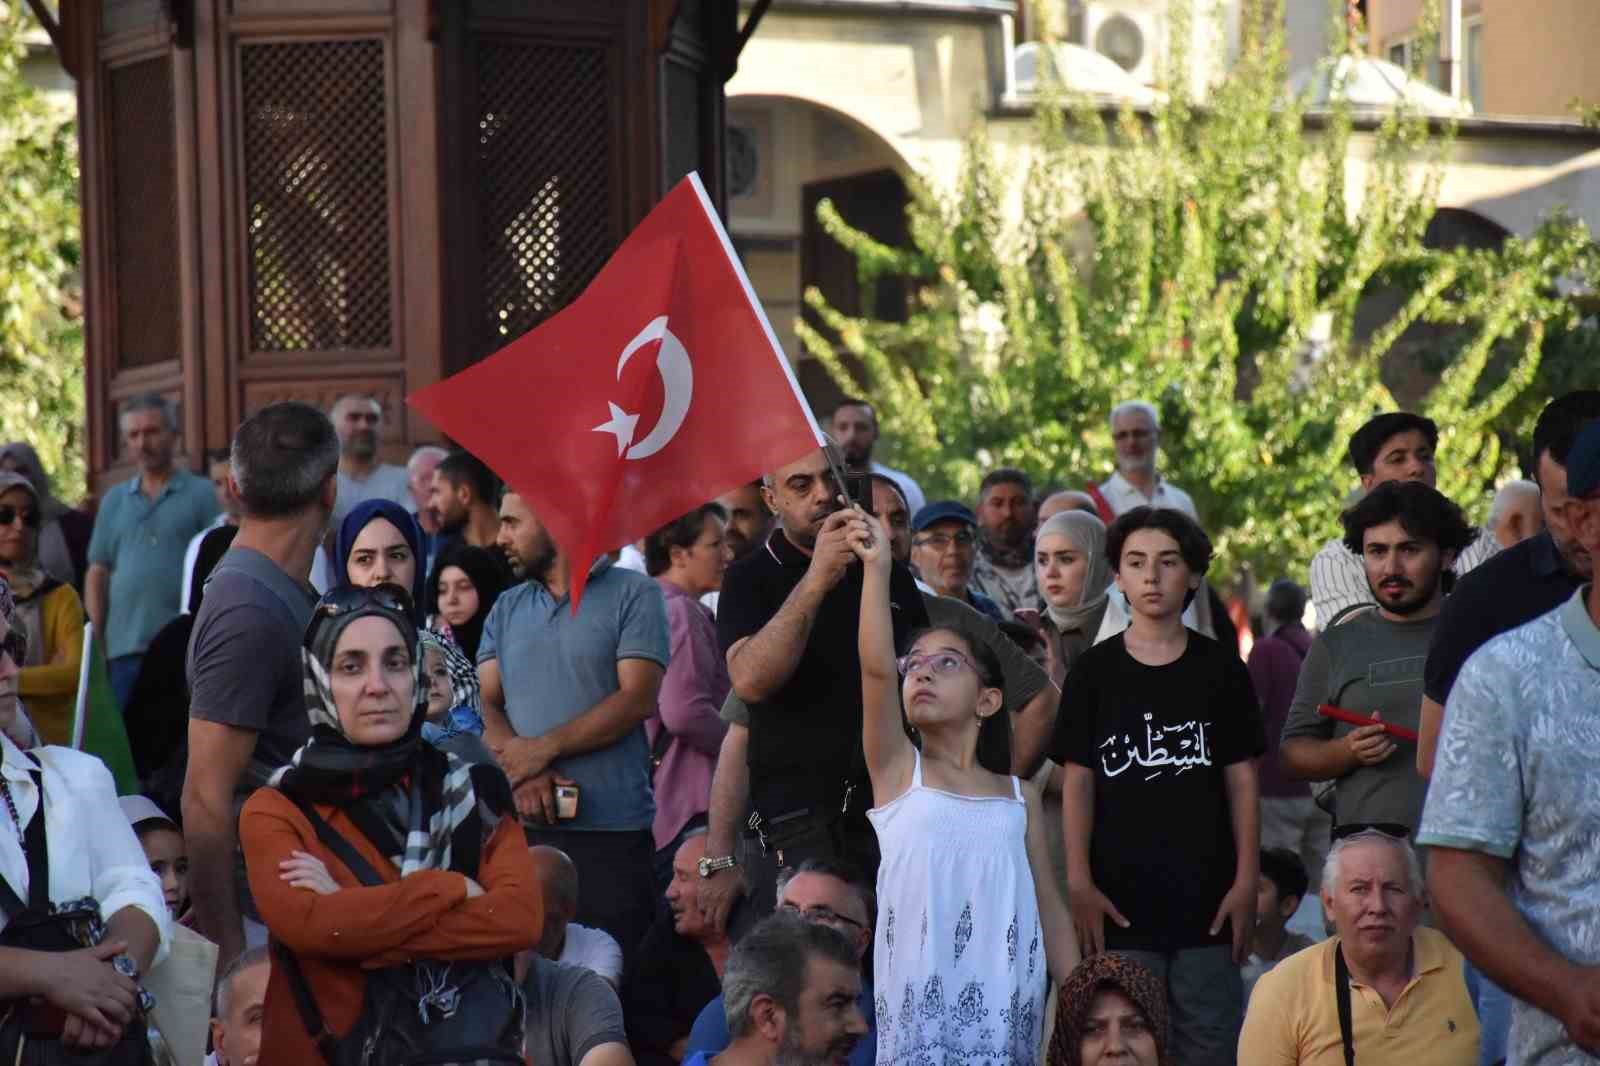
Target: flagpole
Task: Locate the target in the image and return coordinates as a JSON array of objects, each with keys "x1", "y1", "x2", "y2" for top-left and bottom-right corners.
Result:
[{"x1": 684, "y1": 172, "x2": 827, "y2": 448}]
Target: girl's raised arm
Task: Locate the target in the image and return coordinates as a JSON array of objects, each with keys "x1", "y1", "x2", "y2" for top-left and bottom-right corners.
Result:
[{"x1": 850, "y1": 510, "x2": 916, "y2": 804}]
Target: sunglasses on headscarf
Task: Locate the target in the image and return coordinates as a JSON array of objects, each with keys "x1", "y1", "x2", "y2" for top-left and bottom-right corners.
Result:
[{"x1": 305, "y1": 583, "x2": 415, "y2": 644}]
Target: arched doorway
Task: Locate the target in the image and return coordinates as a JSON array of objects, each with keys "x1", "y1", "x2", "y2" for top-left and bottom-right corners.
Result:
[{"x1": 725, "y1": 95, "x2": 914, "y2": 415}]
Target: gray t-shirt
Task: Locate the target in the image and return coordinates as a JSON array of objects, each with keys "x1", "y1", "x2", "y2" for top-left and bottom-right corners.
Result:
[
  {"x1": 477, "y1": 560, "x2": 669, "y2": 831},
  {"x1": 522, "y1": 956, "x2": 628, "y2": 1066},
  {"x1": 1419, "y1": 590, "x2": 1600, "y2": 1066},
  {"x1": 333, "y1": 464, "x2": 412, "y2": 529},
  {"x1": 1280, "y1": 607, "x2": 1436, "y2": 831},
  {"x1": 187, "y1": 546, "x2": 316, "y2": 779}
]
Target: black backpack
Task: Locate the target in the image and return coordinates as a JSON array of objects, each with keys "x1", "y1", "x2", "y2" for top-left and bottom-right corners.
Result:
[
  {"x1": 0, "y1": 756, "x2": 152, "y2": 1066},
  {"x1": 273, "y1": 800, "x2": 525, "y2": 1066}
]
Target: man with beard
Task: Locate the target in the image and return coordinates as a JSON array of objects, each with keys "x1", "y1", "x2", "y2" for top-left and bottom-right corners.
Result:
[
  {"x1": 681, "y1": 914, "x2": 867, "y2": 1066},
  {"x1": 328, "y1": 394, "x2": 410, "y2": 527},
  {"x1": 968, "y1": 467, "x2": 1039, "y2": 620},
  {"x1": 1278, "y1": 481, "x2": 1475, "y2": 837},
  {"x1": 713, "y1": 449, "x2": 927, "y2": 901},
  {"x1": 717, "y1": 481, "x2": 773, "y2": 563},
  {"x1": 1308, "y1": 412, "x2": 1498, "y2": 628},
  {"x1": 1089, "y1": 400, "x2": 1200, "y2": 522},
  {"x1": 829, "y1": 399, "x2": 925, "y2": 515},
  {"x1": 478, "y1": 488, "x2": 670, "y2": 968},
  {"x1": 86, "y1": 393, "x2": 220, "y2": 708},
  {"x1": 430, "y1": 450, "x2": 505, "y2": 552}
]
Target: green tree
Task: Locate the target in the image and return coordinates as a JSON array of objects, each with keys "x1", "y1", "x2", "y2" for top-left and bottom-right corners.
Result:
[
  {"x1": 0, "y1": 7, "x2": 84, "y2": 499},
  {"x1": 799, "y1": 0, "x2": 1599, "y2": 582}
]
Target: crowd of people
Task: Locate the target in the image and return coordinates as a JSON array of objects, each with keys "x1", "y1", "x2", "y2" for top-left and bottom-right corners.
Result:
[{"x1": 0, "y1": 384, "x2": 1598, "y2": 1066}]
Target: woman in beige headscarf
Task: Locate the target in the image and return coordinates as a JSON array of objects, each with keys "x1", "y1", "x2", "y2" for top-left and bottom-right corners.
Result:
[{"x1": 1035, "y1": 510, "x2": 1114, "y2": 688}]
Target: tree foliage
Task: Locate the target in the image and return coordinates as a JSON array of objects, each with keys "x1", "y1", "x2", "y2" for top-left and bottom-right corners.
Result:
[
  {"x1": 799, "y1": 0, "x2": 1600, "y2": 582},
  {"x1": 0, "y1": 8, "x2": 83, "y2": 499}
]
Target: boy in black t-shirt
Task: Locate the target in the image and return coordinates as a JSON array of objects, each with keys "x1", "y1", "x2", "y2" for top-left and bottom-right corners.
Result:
[{"x1": 1052, "y1": 506, "x2": 1265, "y2": 1066}]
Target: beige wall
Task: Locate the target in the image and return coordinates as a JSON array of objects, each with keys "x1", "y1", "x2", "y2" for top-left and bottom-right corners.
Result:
[{"x1": 1479, "y1": 0, "x2": 1600, "y2": 117}]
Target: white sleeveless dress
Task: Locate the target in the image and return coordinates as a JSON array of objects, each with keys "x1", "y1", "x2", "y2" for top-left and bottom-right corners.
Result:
[{"x1": 867, "y1": 751, "x2": 1045, "y2": 1066}]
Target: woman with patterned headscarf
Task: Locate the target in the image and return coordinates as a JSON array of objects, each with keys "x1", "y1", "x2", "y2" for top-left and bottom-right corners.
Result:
[
  {"x1": 240, "y1": 582, "x2": 538, "y2": 1064},
  {"x1": 1049, "y1": 952, "x2": 1170, "y2": 1066}
]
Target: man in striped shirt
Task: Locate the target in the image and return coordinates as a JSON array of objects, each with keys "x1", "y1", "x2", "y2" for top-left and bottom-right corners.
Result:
[{"x1": 1309, "y1": 412, "x2": 1498, "y2": 628}]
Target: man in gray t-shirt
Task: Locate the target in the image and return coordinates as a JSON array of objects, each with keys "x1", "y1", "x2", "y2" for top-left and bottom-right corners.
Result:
[
  {"x1": 183, "y1": 402, "x2": 338, "y2": 967},
  {"x1": 521, "y1": 956, "x2": 630, "y2": 1066},
  {"x1": 1280, "y1": 481, "x2": 1476, "y2": 835}
]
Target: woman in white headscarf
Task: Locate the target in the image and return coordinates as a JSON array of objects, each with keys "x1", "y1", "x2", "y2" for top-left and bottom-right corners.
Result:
[{"x1": 1034, "y1": 510, "x2": 1114, "y2": 688}]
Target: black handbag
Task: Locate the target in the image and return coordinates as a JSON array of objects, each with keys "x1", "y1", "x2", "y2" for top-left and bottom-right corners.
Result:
[
  {"x1": 0, "y1": 757, "x2": 151, "y2": 1066},
  {"x1": 274, "y1": 798, "x2": 525, "y2": 1066}
]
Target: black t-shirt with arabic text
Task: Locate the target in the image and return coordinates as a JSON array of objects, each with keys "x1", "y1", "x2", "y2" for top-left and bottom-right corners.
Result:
[{"x1": 1051, "y1": 630, "x2": 1265, "y2": 952}]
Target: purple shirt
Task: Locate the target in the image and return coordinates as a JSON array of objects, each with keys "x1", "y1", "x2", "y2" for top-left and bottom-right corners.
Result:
[
  {"x1": 1248, "y1": 624, "x2": 1313, "y2": 798},
  {"x1": 648, "y1": 580, "x2": 731, "y2": 849}
]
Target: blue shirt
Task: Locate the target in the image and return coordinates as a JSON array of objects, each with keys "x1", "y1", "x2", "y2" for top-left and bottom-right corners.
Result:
[
  {"x1": 685, "y1": 982, "x2": 877, "y2": 1066},
  {"x1": 477, "y1": 559, "x2": 669, "y2": 831},
  {"x1": 88, "y1": 469, "x2": 220, "y2": 657}
]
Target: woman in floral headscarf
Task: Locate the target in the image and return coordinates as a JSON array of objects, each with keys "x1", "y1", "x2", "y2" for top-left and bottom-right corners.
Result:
[
  {"x1": 240, "y1": 582, "x2": 537, "y2": 1065},
  {"x1": 1048, "y1": 953, "x2": 1170, "y2": 1066}
]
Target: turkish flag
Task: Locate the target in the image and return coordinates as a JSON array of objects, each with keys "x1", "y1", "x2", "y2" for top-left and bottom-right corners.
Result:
[{"x1": 408, "y1": 172, "x2": 824, "y2": 608}]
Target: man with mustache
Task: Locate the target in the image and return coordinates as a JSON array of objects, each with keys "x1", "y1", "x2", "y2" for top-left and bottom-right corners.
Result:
[
  {"x1": 328, "y1": 393, "x2": 410, "y2": 528},
  {"x1": 711, "y1": 448, "x2": 927, "y2": 913},
  {"x1": 1308, "y1": 412, "x2": 1499, "y2": 629},
  {"x1": 1279, "y1": 481, "x2": 1474, "y2": 838},
  {"x1": 85, "y1": 393, "x2": 220, "y2": 708},
  {"x1": 968, "y1": 467, "x2": 1039, "y2": 620}
]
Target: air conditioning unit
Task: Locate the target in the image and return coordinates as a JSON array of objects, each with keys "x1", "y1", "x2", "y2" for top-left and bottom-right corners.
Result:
[{"x1": 1080, "y1": 2, "x2": 1161, "y2": 87}]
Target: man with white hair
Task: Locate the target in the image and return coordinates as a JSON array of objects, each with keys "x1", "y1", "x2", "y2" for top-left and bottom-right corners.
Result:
[
  {"x1": 1239, "y1": 829, "x2": 1479, "y2": 1064},
  {"x1": 406, "y1": 444, "x2": 450, "y2": 573},
  {"x1": 329, "y1": 393, "x2": 410, "y2": 527},
  {"x1": 1485, "y1": 478, "x2": 1543, "y2": 550},
  {"x1": 1089, "y1": 401, "x2": 1199, "y2": 522}
]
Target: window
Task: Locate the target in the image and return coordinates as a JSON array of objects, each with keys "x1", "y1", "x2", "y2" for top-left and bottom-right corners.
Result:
[{"x1": 1464, "y1": 18, "x2": 1484, "y2": 110}]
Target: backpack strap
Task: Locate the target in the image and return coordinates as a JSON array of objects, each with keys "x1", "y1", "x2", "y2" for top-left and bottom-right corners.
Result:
[
  {"x1": 1335, "y1": 942, "x2": 1356, "y2": 1066},
  {"x1": 288, "y1": 795, "x2": 386, "y2": 888},
  {"x1": 1084, "y1": 483, "x2": 1117, "y2": 525},
  {"x1": 271, "y1": 940, "x2": 341, "y2": 1063}
]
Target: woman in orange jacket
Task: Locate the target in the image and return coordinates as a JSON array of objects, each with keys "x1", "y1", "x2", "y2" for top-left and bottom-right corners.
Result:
[{"x1": 241, "y1": 583, "x2": 539, "y2": 1065}]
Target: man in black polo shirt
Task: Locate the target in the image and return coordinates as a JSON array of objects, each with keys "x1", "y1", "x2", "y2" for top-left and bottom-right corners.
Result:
[
  {"x1": 1417, "y1": 389, "x2": 1600, "y2": 778},
  {"x1": 713, "y1": 447, "x2": 928, "y2": 911}
]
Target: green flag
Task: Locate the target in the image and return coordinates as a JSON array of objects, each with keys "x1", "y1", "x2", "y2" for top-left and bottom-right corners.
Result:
[{"x1": 75, "y1": 624, "x2": 139, "y2": 794}]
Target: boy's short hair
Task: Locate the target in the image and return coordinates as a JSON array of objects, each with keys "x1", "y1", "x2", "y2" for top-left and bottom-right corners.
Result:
[
  {"x1": 1105, "y1": 506, "x2": 1213, "y2": 576},
  {"x1": 1260, "y1": 848, "x2": 1310, "y2": 905},
  {"x1": 1347, "y1": 412, "x2": 1438, "y2": 476}
]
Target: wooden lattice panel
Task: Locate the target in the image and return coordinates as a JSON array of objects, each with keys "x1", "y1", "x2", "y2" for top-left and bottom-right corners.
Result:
[
  {"x1": 239, "y1": 39, "x2": 392, "y2": 353},
  {"x1": 473, "y1": 39, "x2": 613, "y2": 358},
  {"x1": 107, "y1": 56, "x2": 181, "y2": 369}
]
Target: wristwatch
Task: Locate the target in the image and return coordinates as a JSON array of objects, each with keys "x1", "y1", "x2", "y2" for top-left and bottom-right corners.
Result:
[
  {"x1": 697, "y1": 854, "x2": 737, "y2": 878},
  {"x1": 111, "y1": 954, "x2": 157, "y2": 1015}
]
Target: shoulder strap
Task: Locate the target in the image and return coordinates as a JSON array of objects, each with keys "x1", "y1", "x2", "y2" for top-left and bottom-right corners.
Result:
[
  {"x1": 1327, "y1": 602, "x2": 1377, "y2": 628},
  {"x1": 0, "y1": 761, "x2": 50, "y2": 917},
  {"x1": 271, "y1": 940, "x2": 341, "y2": 1062},
  {"x1": 1084, "y1": 483, "x2": 1117, "y2": 526},
  {"x1": 1335, "y1": 942, "x2": 1355, "y2": 1066},
  {"x1": 289, "y1": 795, "x2": 386, "y2": 888}
]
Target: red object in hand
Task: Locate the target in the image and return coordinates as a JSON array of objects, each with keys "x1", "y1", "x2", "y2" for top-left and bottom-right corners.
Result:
[{"x1": 1317, "y1": 704, "x2": 1419, "y2": 743}]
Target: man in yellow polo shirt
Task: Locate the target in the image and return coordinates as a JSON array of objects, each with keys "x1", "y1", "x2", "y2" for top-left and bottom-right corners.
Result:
[{"x1": 1238, "y1": 829, "x2": 1479, "y2": 1064}]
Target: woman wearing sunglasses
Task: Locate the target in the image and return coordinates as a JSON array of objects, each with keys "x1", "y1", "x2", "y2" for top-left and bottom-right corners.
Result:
[
  {"x1": 851, "y1": 509, "x2": 1078, "y2": 1065},
  {"x1": 239, "y1": 583, "x2": 539, "y2": 1064},
  {"x1": 0, "y1": 472, "x2": 83, "y2": 745}
]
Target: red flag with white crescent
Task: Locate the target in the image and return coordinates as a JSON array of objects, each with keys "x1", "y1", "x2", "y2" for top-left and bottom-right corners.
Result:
[{"x1": 408, "y1": 172, "x2": 824, "y2": 607}]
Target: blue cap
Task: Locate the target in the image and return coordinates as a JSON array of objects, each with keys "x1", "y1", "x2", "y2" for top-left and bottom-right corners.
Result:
[
  {"x1": 912, "y1": 500, "x2": 978, "y2": 532},
  {"x1": 1568, "y1": 418, "x2": 1600, "y2": 499}
]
